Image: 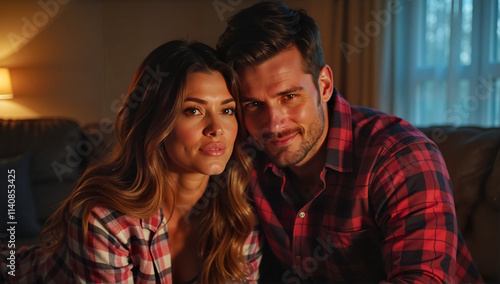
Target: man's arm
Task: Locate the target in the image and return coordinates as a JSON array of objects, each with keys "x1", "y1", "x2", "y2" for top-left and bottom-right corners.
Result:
[{"x1": 371, "y1": 141, "x2": 464, "y2": 283}]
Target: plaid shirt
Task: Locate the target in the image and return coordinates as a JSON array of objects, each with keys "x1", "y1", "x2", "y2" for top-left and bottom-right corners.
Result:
[
  {"x1": 1, "y1": 206, "x2": 262, "y2": 283},
  {"x1": 252, "y1": 90, "x2": 482, "y2": 283}
]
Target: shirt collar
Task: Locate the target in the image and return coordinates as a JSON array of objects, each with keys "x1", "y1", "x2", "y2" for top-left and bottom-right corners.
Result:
[
  {"x1": 140, "y1": 208, "x2": 166, "y2": 232},
  {"x1": 325, "y1": 88, "x2": 354, "y2": 172}
]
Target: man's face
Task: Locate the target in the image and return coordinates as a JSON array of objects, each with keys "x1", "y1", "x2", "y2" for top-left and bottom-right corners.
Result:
[{"x1": 239, "y1": 46, "x2": 333, "y2": 168}]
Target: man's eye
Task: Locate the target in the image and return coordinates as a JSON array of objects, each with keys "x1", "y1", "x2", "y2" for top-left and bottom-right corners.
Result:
[
  {"x1": 222, "y1": 107, "x2": 235, "y2": 115},
  {"x1": 184, "y1": 107, "x2": 201, "y2": 116},
  {"x1": 283, "y1": 94, "x2": 297, "y2": 100},
  {"x1": 245, "y1": 101, "x2": 263, "y2": 109}
]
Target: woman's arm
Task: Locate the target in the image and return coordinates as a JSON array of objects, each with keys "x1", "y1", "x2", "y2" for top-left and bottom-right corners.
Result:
[{"x1": 67, "y1": 207, "x2": 134, "y2": 284}]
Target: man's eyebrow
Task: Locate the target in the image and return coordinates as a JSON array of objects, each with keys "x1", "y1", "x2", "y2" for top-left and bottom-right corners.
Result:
[
  {"x1": 278, "y1": 86, "x2": 304, "y2": 95},
  {"x1": 240, "y1": 86, "x2": 304, "y2": 104},
  {"x1": 240, "y1": 96, "x2": 256, "y2": 104},
  {"x1": 185, "y1": 97, "x2": 235, "y2": 104}
]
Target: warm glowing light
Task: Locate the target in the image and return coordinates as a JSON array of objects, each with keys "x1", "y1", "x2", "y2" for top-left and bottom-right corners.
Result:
[
  {"x1": 0, "y1": 68, "x2": 13, "y2": 99},
  {"x1": 0, "y1": 100, "x2": 39, "y2": 118}
]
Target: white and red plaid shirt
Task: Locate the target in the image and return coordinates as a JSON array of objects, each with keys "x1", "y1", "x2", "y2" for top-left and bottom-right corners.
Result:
[{"x1": 1, "y1": 206, "x2": 262, "y2": 283}]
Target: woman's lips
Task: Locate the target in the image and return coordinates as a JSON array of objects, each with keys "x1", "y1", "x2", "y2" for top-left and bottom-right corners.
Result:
[
  {"x1": 270, "y1": 133, "x2": 297, "y2": 147},
  {"x1": 199, "y1": 142, "x2": 226, "y2": 156}
]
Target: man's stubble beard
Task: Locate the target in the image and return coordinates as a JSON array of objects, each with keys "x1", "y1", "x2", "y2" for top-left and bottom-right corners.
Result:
[{"x1": 266, "y1": 104, "x2": 326, "y2": 168}]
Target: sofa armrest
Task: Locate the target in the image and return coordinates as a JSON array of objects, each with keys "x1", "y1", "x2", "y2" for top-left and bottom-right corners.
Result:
[{"x1": 419, "y1": 126, "x2": 500, "y2": 282}]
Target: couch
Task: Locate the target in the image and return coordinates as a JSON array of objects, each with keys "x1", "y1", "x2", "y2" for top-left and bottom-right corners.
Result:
[
  {"x1": 0, "y1": 118, "x2": 114, "y2": 247},
  {"x1": 0, "y1": 118, "x2": 498, "y2": 282}
]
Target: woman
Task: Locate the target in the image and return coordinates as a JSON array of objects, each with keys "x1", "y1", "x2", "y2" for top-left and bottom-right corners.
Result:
[{"x1": 1, "y1": 40, "x2": 261, "y2": 283}]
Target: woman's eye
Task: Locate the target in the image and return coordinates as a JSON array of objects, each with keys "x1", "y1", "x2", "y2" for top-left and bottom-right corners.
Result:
[
  {"x1": 184, "y1": 107, "x2": 201, "y2": 116},
  {"x1": 222, "y1": 107, "x2": 236, "y2": 115}
]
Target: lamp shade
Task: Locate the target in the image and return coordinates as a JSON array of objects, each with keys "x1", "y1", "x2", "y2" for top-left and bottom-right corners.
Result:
[{"x1": 0, "y1": 68, "x2": 13, "y2": 99}]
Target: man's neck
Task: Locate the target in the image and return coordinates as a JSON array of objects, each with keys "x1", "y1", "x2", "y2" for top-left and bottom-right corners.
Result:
[
  {"x1": 290, "y1": 146, "x2": 326, "y2": 180},
  {"x1": 287, "y1": 139, "x2": 327, "y2": 202}
]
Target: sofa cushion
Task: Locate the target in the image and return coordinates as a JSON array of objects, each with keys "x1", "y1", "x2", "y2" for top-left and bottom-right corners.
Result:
[
  {"x1": 420, "y1": 126, "x2": 500, "y2": 230},
  {"x1": 0, "y1": 118, "x2": 82, "y2": 181},
  {"x1": 0, "y1": 118, "x2": 83, "y2": 225},
  {"x1": 0, "y1": 153, "x2": 42, "y2": 238}
]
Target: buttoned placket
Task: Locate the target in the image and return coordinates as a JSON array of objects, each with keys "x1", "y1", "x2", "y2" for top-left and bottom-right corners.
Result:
[
  {"x1": 290, "y1": 168, "x2": 328, "y2": 270},
  {"x1": 148, "y1": 214, "x2": 173, "y2": 282}
]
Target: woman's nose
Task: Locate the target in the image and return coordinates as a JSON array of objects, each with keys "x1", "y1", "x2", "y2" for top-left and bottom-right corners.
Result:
[{"x1": 203, "y1": 117, "x2": 223, "y2": 137}]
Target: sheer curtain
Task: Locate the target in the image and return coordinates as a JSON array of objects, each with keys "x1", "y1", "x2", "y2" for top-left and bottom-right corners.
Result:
[{"x1": 380, "y1": 0, "x2": 500, "y2": 127}]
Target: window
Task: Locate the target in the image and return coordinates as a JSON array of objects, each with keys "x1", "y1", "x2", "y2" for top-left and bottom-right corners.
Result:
[{"x1": 381, "y1": 0, "x2": 500, "y2": 127}]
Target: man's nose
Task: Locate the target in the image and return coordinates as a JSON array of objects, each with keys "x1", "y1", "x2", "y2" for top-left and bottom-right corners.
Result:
[{"x1": 266, "y1": 107, "x2": 286, "y2": 133}]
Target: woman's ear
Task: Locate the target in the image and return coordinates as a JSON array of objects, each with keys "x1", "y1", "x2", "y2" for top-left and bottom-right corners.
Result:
[{"x1": 318, "y1": 65, "x2": 334, "y2": 103}]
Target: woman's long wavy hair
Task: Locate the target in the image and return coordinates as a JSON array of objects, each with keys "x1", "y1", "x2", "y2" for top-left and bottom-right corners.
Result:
[{"x1": 40, "y1": 40, "x2": 255, "y2": 283}]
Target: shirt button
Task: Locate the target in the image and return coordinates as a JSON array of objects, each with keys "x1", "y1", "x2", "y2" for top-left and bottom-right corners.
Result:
[
  {"x1": 295, "y1": 255, "x2": 301, "y2": 261},
  {"x1": 299, "y1": 212, "x2": 306, "y2": 218}
]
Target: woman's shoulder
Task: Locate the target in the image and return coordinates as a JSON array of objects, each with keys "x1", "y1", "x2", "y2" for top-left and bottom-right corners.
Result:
[
  {"x1": 73, "y1": 206, "x2": 138, "y2": 226},
  {"x1": 71, "y1": 206, "x2": 164, "y2": 240}
]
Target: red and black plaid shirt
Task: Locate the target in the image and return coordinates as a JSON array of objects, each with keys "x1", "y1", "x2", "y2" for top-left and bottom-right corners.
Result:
[{"x1": 251, "y1": 90, "x2": 482, "y2": 283}]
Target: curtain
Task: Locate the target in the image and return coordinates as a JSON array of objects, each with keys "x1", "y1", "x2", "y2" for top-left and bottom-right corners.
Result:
[
  {"x1": 379, "y1": 0, "x2": 500, "y2": 127},
  {"x1": 299, "y1": 0, "x2": 385, "y2": 108}
]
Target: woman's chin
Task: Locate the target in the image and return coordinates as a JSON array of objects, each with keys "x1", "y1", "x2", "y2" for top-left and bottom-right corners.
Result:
[{"x1": 204, "y1": 162, "x2": 229, "y2": 176}]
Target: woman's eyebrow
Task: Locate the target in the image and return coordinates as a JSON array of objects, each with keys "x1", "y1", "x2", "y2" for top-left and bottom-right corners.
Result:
[
  {"x1": 185, "y1": 97, "x2": 235, "y2": 104},
  {"x1": 222, "y1": 98, "x2": 236, "y2": 104},
  {"x1": 185, "y1": 97, "x2": 207, "y2": 104}
]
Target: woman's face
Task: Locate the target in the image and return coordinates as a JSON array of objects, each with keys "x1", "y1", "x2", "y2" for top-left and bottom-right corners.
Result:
[{"x1": 165, "y1": 71, "x2": 238, "y2": 176}]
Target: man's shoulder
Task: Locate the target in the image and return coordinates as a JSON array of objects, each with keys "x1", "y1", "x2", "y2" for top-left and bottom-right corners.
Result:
[{"x1": 349, "y1": 105, "x2": 433, "y2": 152}]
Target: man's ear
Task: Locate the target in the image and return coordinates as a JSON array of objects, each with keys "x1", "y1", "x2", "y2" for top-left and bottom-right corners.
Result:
[{"x1": 318, "y1": 65, "x2": 334, "y2": 103}]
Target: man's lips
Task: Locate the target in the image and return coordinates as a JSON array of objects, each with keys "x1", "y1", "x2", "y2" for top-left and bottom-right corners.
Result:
[
  {"x1": 269, "y1": 133, "x2": 298, "y2": 147},
  {"x1": 199, "y1": 142, "x2": 226, "y2": 156}
]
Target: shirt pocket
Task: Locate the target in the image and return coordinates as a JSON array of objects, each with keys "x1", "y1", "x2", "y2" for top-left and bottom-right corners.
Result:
[{"x1": 319, "y1": 226, "x2": 386, "y2": 281}]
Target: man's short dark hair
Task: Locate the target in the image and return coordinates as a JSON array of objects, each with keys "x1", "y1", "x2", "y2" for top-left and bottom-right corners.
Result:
[{"x1": 216, "y1": 1, "x2": 325, "y2": 83}]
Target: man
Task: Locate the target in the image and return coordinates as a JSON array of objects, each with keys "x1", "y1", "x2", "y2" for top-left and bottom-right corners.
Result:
[{"x1": 217, "y1": 1, "x2": 482, "y2": 283}]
